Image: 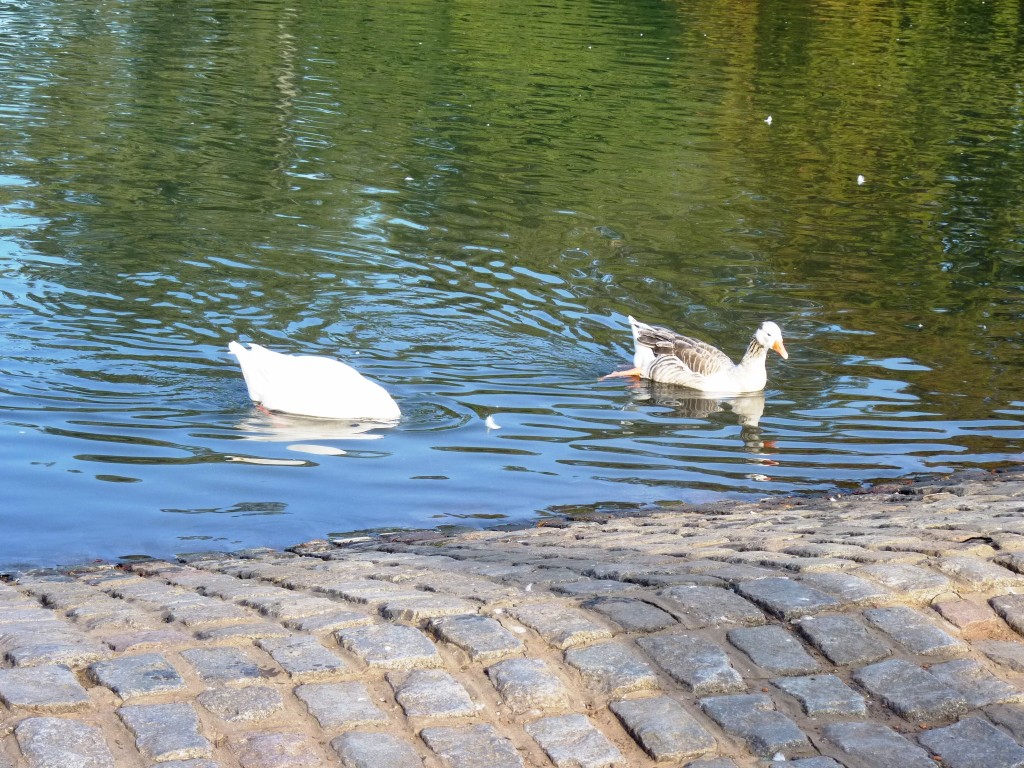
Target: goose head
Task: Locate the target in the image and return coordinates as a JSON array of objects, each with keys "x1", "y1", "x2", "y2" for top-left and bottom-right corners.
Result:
[{"x1": 755, "y1": 321, "x2": 788, "y2": 359}]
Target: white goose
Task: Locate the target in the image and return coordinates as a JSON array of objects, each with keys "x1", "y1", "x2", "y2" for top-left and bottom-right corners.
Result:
[
  {"x1": 228, "y1": 341, "x2": 400, "y2": 421},
  {"x1": 605, "y1": 316, "x2": 788, "y2": 394}
]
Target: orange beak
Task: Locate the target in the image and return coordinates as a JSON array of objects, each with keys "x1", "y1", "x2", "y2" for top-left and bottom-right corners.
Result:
[{"x1": 772, "y1": 339, "x2": 788, "y2": 360}]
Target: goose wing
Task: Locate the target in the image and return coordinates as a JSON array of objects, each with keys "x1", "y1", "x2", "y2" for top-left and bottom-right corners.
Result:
[{"x1": 632, "y1": 319, "x2": 734, "y2": 376}]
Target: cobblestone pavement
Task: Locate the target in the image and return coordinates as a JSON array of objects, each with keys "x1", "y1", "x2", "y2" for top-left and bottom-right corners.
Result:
[{"x1": 3, "y1": 469, "x2": 1024, "y2": 767}]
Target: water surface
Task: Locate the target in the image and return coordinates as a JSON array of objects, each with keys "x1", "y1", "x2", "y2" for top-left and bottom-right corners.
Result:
[{"x1": 1, "y1": 0, "x2": 1022, "y2": 566}]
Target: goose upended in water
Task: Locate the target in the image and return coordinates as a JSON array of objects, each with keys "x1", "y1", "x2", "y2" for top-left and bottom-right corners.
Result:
[
  {"x1": 606, "y1": 316, "x2": 787, "y2": 394},
  {"x1": 228, "y1": 341, "x2": 400, "y2": 421}
]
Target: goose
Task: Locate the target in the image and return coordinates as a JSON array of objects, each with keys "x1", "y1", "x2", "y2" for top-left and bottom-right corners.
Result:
[
  {"x1": 228, "y1": 341, "x2": 401, "y2": 421},
  {"x1": 605, "y1": 316, "x2": 787, "y2": 394}
]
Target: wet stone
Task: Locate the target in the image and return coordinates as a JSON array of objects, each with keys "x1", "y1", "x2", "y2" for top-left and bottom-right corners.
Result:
[
  {"x1": 15, "y1": 716, "x2": 115, "y2": 768},
  {"x1": 388, "y1": 669, "x2": 477, "y2": 717},
  {"x1": 330, "y1": 731, "x2": 424, "y2": 768},
  {"x1": 822, "y1": 722, "x2": 935, "y2": 768},
  {"x1": 771, "y1": 674, "x2": 867, "y2": 716},
  {"x1": 927, "y1": 658, "x2": 1024, "y2": 707},
  {"x1": 428, "y1": 614, "x2": 524, "y2": 661},
  {"x1": 863, "y1": 606, "x2": 967, "y2": 658},
  {"x1": 228, "y1": 731, "x2": 323, "y2": 768},
  {"x1": 735, "y1": 578, "x2": 839, "y2": 620},
  {"x1": 511, "y1": 603, "x2": 612, "y2": 649},
  {"x1": 181, "y1": 647, "x2": 265, "y2": 683},
  {"x1": 564, "y1": 641, "x2": 659, "y2": 696},
  {"x1": 336, "y1": 623, "x2": 442, "y2": 669},
  {"x1": 609, "y1": 695, "x2": 716, "y2": 762},
  {"x1": 525, "y1": 714, "x2": 624, "y2": 768},
  {"x1": 0, "y1": 664, "x2": 90, "y2": 712},
  {"x1": 655, "y1": 585, "x2": 765, "y2": 629},
  {"x1": 918, "y1": 716, "x2": 1024, "y2": 768},
  {"x1": 853, "y1": 658, "x2": 968, "y2": 721},
  {"x1": 487, "y1": 657, "x2": 572, "y2": 713},
  {"x1": 197, "y1": 685, "x2": 284, "y2": 722},
  {"x1": 699, "y1": 693, "x2": 808, "y2": 758},
  {"x1": 257, "y1": 635, "x2": 349, "y2": 681},
  {"x1": 118, "y1": 701, "x2": 213, "y2": 761},
  {"x1": 420, "y1": 724, "x2": 524, "y2": 768},
  {"x1": 580, "y1": 596, "x2": 677, "y2": 632},
  {"x1": 727, "y1": 625, "x2": 820, "y2": 675},
  {"x1": 637, "y1": 632, "x2": 744, "y2": 695},
  {"x1": 88, "y1": 652, "x2": 186, "y2": 699},
  {"x1": 295, "y1": 681, "x2": 388, "y2": 729},
  {"x1": 795, "y1": 614, "x2": 891, "y2": 666}
]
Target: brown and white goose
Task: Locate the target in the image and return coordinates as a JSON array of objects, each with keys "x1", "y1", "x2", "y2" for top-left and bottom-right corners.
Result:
[{"x1": 605, "y1": 316, "x2": 788, "y2": 394}]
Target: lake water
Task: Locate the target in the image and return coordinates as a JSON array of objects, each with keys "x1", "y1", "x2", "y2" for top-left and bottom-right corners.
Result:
[{"x1": 1, "y1": 0, "x2": 1022, "y2": 567}]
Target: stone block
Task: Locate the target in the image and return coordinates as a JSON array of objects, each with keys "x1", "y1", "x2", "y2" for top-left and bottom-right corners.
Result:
[
  {"x1": 918, "y1": 716, "x2": 1024, "y2": 768},
  {"x1": 637, "y1": 633, "x2": 744, "y2": 695},
  {"x1": 331, "y1": 731, "x2": 424, "y2": 768},
  {"x1": 511, "y1": 603, "x2": 612, "y2": 649},
  {"x1": 771, "y1": 674, "x2": 867, "y2": 716},
  {"x1": 388, "y1": 669, "x2": 477, "y2": 717},
  {"x1": 977, "y1": 640, "x2": 1024, "y2": 672},
  {"x1": 580, "y1": 596, "x2": 676, "y2": 632},
  {"x1": 564, "y1": 641, "x2": 660, "y2": 696},
  {"x1": 699, "y1": 693, "x2": 808, "y2": 758},
  {"x1": 932, "y1": 598, "x2": 1003, "y2": 638},
  {"x1": 379, "y1": 595, "x2": 480, "y2": 622},
  {"x1": 282, "y1": 608, "x2": 374, "y2": 633},
  {"x1": 609, "y1": 695, "x2": 716, "y2": 761},
  {"x1": 197, "y1": 685, "x2": 284, "y2": 722},
  {"x1": 863, "y1": 606, "x2": 967, "y2": 658},
  {"x1": 228, "y1": 731, "x2": 323, "y2": 768},
  {"x1": 6, "y1": 638, "x2": 110, "y2": 668},
  {"x1": 853, "y1": 659, "x2": 968, "y2": 721},
  {"x1": 727, "y1": 625, "x2": 820, "y2": 675},
  {"x1": 88, "y1": 653, "x2": 186, "y2": 699},
  {"x1": 854, "y1": 564, "x2": 952, "y2": 604},
  {"x1": 336, "y1": 623, "x2": 442, "y2": 669},
  {"x1": 295, "y1": 681, "x2": 388, "y2": 729},
  {"x1": 117, "y1": 701, "x2": 213, "y2": 761},
  {"x1": 15, "y1": 716, "x2": 115, "y2": 768},
  {"x1": 525, "y1": 714, "x2": 624, "y2": 768},
  {"x1": 934, "y1": 557, "x2": 1024, "y2": 590},
  {"x1": 655, "y1": 586, "x2": 765, "y2": 629},
  {"x1": 795, "y1": 614, "x2": 891, "y2": 666},
  {"x1": 194, "y1": 622, "x2": 290, "y2": 642},
  {"x1": 487, "y1": 657, "x2": 572, "y2": 713},
  {"x1": 734, "y1": 578, "x2": 839, "y2": 620},
  {"x1": 428, "y1": 614, "x2": 524, "y2": 661},
  {"x1": 986, "y1": 703, "x2": 1024, "y2": 741},
  {"x1": 822, "y1": 722, "x2": 934, "y2": 768},
  {"x1": 181, "y1": 647, "x2": 265, "y2": 683},
  {"x1": 991, "y1": 594, "x2": 1024, "y2": 637},
  {"x1": 797, "y1": 572, "x2": 895, "y2": 607},
  {"x1": 257, "y1": 635, "x2": 349, "y2": 681},
  {"x1": 103, "y1": 628, "x2": 193, "y2": 652},
  {"x1": 0, "y1": 664, "x2": 90, "y2": 712},
  {"x1": 928, "y1": 659, "x2": 1024, "y2": 707},
  {"x1": 420, "y1": 724, "x2": 524, "y2": 768}
]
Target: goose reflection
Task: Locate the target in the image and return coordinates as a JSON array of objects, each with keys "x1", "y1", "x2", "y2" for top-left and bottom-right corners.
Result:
[{"x1": 631, "y1": 384, "x2": 770, "y2": 449}]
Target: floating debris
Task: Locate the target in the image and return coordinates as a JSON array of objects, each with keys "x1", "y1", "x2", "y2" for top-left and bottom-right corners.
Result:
[
  {"x1": 764, "y1": 115, "x2": 773, "y2": 125},
  {"x1": 286, "y1": 444, "x2": 347, "y2": 456},
  {"x1": 857, "y1": 174, "x2": 866, "y2": 185},
  {"x1": 485, "y1": 415, "x2": 501, "y2": 430}
]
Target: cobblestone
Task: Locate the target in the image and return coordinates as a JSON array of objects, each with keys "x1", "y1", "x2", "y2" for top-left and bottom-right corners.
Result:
[
  {"x1": 563, "y1": 640, "x2": 659, "y2": 696},
  {"x1": 420, "y1": 724, "x2": 524, "y2": 768},
  {"x1": 853, "y1": 658, "x2": 969, "y2": 721},
  {"x1": 4, "y1": 470, "x2": 1024, "y2": 767},
  {"x1": 117, "y1": 701, "x2": 213, "y2": 761},
  {"x1": 525, "y1": 714, "x2": 624, "y2": 768},
  {"x1": 727, "y1": 625, "x2": 820, "y2": 675},
  {"x1": 609, "y1": 695, "x2": 716, "y2": 761},
  {"x1": 918, "y1": 716, "x2": 1024, "y2": 768},
  {"x1": 15, "y1": 717, "x2": 115, "y2": 768}
]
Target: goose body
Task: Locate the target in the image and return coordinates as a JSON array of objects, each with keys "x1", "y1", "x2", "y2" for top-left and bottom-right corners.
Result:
[
  {"x1": 228, "y1": 341, "x2": 400, "y2": 421},
  {"x1": 615, "y1": 316, "x2": 787, "y2": 394}
]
